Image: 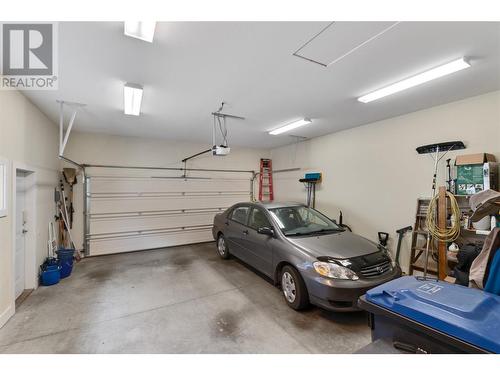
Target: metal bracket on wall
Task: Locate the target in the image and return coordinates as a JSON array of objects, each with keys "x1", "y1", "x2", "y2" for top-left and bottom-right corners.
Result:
[{"x1": 57, "y1": 100, "x2": 86, "y2": 157}]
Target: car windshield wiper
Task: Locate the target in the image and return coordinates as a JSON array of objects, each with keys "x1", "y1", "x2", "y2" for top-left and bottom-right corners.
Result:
[
  {"x1": 305, "y1": 228, "x2": 344, "y2": 235},
  {"x1": 285, "y1": 228, "x2": 343, "y2": 236},
  {"x1": 285, "y1": 232, "x2": 308, "y2": 236}
]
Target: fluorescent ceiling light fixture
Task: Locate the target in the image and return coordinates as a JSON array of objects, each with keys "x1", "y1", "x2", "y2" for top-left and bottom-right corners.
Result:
[
  {"x1": 124, "y1": 22, "x2": 156, "y2": 42},
  {"x1": 358, "y1": 58, "x2": 471, "y2": 103},
  {"x1": 124, "y1": 83, "x2": 143, "y2": 116},
  {"x1": 269, "y1": 118, "x2": 312, "y2": 135}
]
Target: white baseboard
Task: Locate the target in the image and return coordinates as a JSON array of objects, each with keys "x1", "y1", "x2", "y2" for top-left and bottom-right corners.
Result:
[{"x1": 0, "y1": 303, "x2": 14, "y2": 328}]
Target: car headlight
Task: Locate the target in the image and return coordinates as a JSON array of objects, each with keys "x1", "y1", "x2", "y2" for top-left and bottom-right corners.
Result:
[{"x1": 313, "y1": 261, "x2": 359, "y2": 280}]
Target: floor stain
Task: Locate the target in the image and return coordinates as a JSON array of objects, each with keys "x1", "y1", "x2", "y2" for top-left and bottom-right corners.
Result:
[
  {"x1": 86, "y1": 269, "x2": 114, "y2": 281},
  {"x1": 291, "y1": 315, "x2": 314, "y2": 330},
  {"x1": 214, "y1": 310, "x2": 241, "y2": 339},
  {"x1": 128, "y1": 259, "x2": 165, "y2": 269},
  {"x1": 169, "y1": 254, "x2": 194, "y2": 267},
  {"x1": 290, "y1": 309, "x2": 321, "y2": 330},
  {"x1": 319, "y1": 310, "x2": 368, "y2": 325}
]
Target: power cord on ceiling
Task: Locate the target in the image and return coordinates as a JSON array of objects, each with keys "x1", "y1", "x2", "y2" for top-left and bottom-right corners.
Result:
[{"x1": 214, "y1": 102, "x2": 229, "y2": 147}]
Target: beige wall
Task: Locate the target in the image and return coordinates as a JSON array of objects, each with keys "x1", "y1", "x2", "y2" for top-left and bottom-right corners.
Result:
[
  {"x1": 270, "y1": 91, "x2": 500, "y2": 272},
  {"x1": 0, "y1": 91, "x2": 60, "y2": 327},
  {"x1": 63, "y1": 132, "x2": 270, "y2": 250}
]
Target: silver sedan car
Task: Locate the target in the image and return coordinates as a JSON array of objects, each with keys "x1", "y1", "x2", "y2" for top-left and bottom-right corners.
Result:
[{"x1": 212, "y1": 202, "x2": 401, "y2": 312}]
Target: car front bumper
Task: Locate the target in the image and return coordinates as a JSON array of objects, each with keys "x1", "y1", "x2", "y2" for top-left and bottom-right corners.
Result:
[{"x1": 304, "y1": 265, "x2": 402, "y2": 312}]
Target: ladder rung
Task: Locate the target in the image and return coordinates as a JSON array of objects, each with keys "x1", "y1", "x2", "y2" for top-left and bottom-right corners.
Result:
[
  {"x1": 413, "y1": 247, "x2": 432, "y2": 253},
  {"x1": 411, "y1": 265, "x2": 438, "y2": 274},
  {"x1": 414, "y1": 230, "x2": 427, "y2": 235}
]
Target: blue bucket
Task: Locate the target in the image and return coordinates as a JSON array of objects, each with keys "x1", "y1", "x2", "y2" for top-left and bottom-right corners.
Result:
[
  {"x1": 40, "y1": 264, "x2": 61, "y2": 286},
  {"x1": 57, "y1": 248, "x2": 75, "y2": 279}
]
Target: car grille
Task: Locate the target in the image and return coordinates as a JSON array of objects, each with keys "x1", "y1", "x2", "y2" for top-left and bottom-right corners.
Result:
[{"x1": 360, "y1": 260, "x2": 392, "y2": 278}]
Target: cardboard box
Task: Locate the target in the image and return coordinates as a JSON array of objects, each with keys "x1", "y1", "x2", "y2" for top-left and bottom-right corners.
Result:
[
  {"x1": 456, "y1": 162, "x2": 499, "y2": 195},
  {"x1": 455, "y1": 153, "x2": 496, "y2": 165}
]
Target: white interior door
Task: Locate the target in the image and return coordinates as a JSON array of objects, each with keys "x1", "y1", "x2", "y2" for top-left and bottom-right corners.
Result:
[{"x1": 15, "y1": 171, "x2": 27, "y2": 299}]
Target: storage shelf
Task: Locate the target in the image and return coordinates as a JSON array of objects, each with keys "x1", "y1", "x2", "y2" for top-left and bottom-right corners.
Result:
[{"x1": 461, "y1": 228, "x2": 491, "y2": 236}]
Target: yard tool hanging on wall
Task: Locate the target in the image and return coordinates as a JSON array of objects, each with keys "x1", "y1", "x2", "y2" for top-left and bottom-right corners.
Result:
[
  {"x1": 56, "y1": 175, "x2": 80, "y2": 260},
  {"x1": 63, "y1": 168, "x2": 77, "y2": 228},
  {"x1": 416, "y1": 141, "x2": 465, "y2": 279}
]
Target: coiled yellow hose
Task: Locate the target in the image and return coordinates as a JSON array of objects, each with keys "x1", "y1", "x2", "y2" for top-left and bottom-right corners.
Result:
[{"x1": 426, "y1": 191, "x2": 461, "y2": 243}]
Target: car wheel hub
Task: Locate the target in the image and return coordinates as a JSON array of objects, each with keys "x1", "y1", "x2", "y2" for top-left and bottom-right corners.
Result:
[
  {"x1": 217, "y1": 237, "x2": 226, "y2": 256},
  {"x1": 282, "y1": 271, "x2": 296, "y2": 303}
]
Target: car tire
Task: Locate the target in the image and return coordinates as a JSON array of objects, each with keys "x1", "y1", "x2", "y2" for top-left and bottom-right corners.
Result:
[
  {"x1": 216, "y1": 234, "x2": 230, "y2": 259},
  {"x1": 281, "y1": 265, "x2": 309, "y2": 310}
]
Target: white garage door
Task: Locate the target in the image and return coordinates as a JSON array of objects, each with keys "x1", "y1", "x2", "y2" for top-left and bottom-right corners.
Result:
[{"x1": 84, "y1": 167, "x2": 253, "y2": 256}]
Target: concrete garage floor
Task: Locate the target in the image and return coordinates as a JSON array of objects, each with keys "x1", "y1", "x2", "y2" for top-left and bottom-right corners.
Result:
[{"x1": 0, "y1": 243, "x2": 370, "y2": 353}]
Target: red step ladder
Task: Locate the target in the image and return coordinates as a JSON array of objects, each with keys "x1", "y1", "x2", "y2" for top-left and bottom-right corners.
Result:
[{"x1": 258, "y1": 158, "x2": 274, "y2": 201}]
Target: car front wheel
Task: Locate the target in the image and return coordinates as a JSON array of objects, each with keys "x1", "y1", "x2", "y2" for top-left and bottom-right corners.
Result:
[
  {"x1": 216, "y1": 234, "x2": 230, "y2": 259},
  {"x1": 281, "y1": 265, "x2": 309, "y2": 310}
]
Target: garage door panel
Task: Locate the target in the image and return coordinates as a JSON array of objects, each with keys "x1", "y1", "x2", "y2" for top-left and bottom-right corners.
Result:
[
  {"x1": 85, "y1": 170, "x2": 253, "y2": 256},
  {"x1": 91, "y1": 177, "x2": 250, "y2": 194},
  {"x1": 89, "y1": 228, "x2": 213, "y2": 256},
  {"x1": 89, "y1": 211, "x2": 222, "y2": 235},
  {"x1": 89, "y1": 194, "x2": 248, "y2": 214}
]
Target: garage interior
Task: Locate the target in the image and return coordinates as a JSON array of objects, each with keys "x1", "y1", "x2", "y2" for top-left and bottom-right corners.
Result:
[{"x1": 1, "y1": 20, "x2": 500, "y2": 355}]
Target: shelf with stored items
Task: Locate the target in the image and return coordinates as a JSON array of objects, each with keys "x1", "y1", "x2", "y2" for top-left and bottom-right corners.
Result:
[
  {"x1": 438, "y1": 190, "x2": 490, "y2": 280},
  {"x1": 408, "y1": 187, "x2": 489, "y2": 280}
]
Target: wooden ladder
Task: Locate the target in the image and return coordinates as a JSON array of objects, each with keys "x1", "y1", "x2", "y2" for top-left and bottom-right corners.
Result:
[
  {"x1": 408, "y1": 197, "x2": 439, "y2": 276},
  {"x1": 258, "y1": 158, "x2": 274, "y2": 201}
]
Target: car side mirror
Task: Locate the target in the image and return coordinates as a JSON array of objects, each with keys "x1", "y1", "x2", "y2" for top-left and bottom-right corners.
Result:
[{"x1": 257, "y1": 226, "x2": 274, "y2": 236}]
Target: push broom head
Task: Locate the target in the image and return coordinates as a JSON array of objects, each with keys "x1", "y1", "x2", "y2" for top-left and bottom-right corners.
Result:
[
  {"x1": 416, "y1": 141, "x2": 465, "y2": 154},
  {"x1": 63, "y1": 168, "x2": 77, "y2": 185}
]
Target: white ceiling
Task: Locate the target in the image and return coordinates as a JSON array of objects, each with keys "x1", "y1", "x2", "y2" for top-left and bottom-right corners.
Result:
[{"x1": 23, "y1": 22, "x2": 500, "y2": 149}]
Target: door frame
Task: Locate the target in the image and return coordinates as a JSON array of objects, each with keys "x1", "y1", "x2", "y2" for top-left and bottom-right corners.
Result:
[{"x1": 11, "y1": 163, "x2": 37, "y2": 308}]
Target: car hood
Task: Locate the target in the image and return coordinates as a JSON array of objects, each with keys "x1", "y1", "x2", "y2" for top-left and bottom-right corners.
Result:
[{"x1": 285, "y1": 230, "x2": 380, "y2": 259}]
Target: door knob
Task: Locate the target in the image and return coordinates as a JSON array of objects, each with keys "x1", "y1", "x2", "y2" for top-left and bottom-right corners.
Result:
[{"x1": 22, "y1": 229, "x2": 28, "y2": 234}]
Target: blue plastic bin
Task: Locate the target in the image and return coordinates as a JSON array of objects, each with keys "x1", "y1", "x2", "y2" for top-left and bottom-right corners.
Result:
[
  {"x1": 40, "y1": 264, "x2": 61, "y2": 286},
  {"x1": 56, "y1": 248, "x2": 75, "y2": 279},
  {"x1": 358, "y1": 276, "x2": 500, "y2": 353}
]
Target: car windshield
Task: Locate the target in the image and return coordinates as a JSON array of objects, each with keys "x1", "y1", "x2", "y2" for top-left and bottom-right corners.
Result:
[{"x1": 269, "y1": 206, "x2": 342, "y2": 236}]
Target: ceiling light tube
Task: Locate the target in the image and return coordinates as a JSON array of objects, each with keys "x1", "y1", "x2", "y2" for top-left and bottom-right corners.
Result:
[
  {"x1": 124, "y1": 83, "x2": 143, "y2": 116},
  {"x1": 358, "y1": 58, "x2": 471, "y2": 103},
  {"x1": 269, "y1": 118, "x2": 312, "y2": 135},
  {"x1": 124, "y1": 21, "x2": 156, "y2": 43}
]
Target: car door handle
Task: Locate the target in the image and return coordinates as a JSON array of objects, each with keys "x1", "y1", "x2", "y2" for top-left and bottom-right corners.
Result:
[
  {"x1": 242, "y1": 229, "x2": 249, "y2": 235},
  {"x1": 224, "y1": 221, "x2": 229, "y2": 226}
]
